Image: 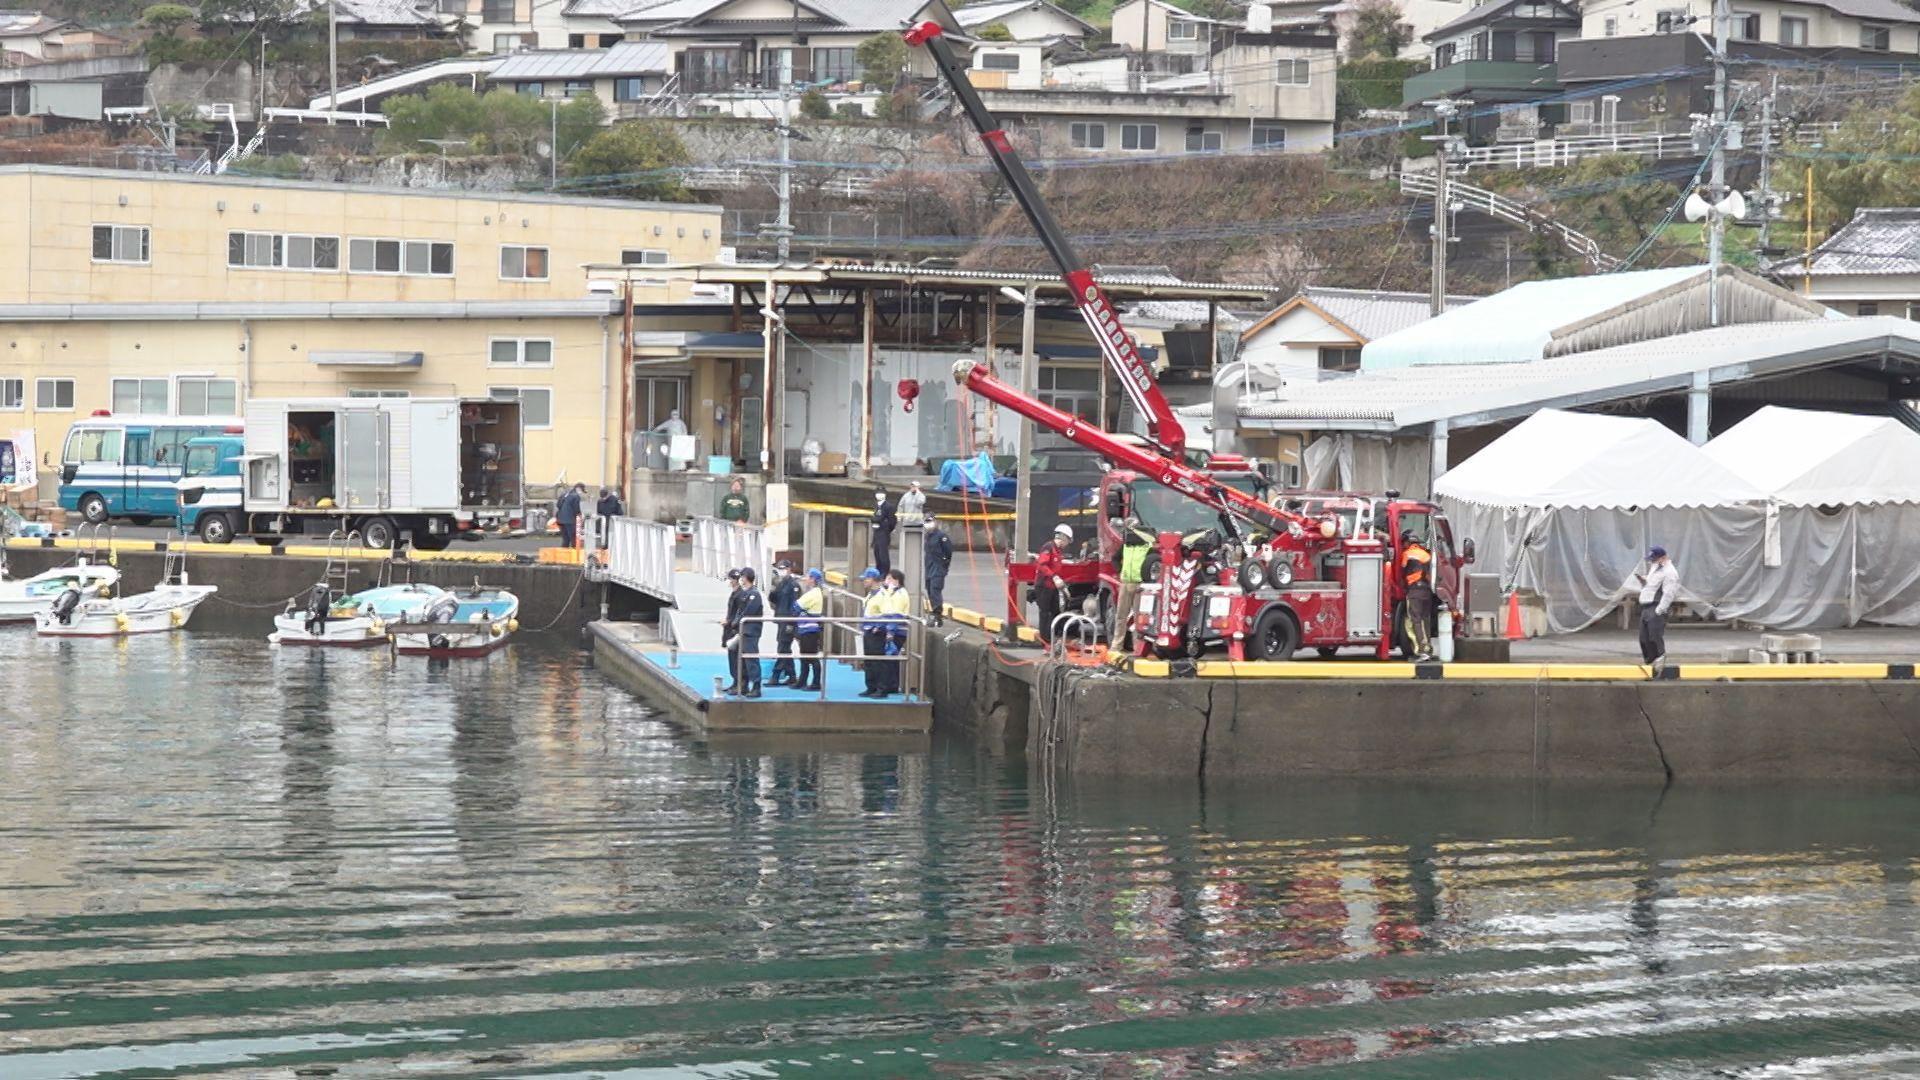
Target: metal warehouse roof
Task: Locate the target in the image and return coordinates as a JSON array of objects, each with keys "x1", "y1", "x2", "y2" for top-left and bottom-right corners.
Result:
[
  {"x1": 488, "y1": 42, "x2": 673, "y2": 81},
  {"x1": 1241, "y1": 286, "x2": 1476, "y2": 345},
  {"x1": 600, "y1": 260, "x2": 1272, "y2": 302},
  {"x1": 1787, "y1": 208, "x2": 1920, "y2": 278},
  {"x1": 1229, "y1": 317, "x2": 1920, "y2": 432}
]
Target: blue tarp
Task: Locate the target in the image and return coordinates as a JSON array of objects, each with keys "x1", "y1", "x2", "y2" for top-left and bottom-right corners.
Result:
[{"x1": 938, "y1": 452, "x2": 999, "y2": 495}]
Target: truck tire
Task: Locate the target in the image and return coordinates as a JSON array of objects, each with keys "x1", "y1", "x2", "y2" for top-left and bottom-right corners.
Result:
[
  {"x1": 78, "y1": 492, "x2": 109, "y2": 525},
  {"x1": 197, "y1": 512, "x2": 235, "y2": 545},
  {"x1": 1249, "y1": 606, "x2": 1299, "y2": 661},
  {"x1": 411, "y1": 532, "x2": 452, "y2": 552},
  {"x1": 1236, "y1": 558, "x2": 1266, "y2": 592},
  {"x1": 360, "y1": 516, "x2": 399, "y2": 550}
]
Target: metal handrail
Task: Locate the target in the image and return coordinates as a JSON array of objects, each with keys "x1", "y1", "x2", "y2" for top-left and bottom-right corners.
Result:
[{"x1": 690, "y1": 608, "x2": 930, "y2": 703}]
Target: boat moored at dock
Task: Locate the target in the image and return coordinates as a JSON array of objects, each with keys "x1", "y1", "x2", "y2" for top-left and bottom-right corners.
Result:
[
  {"x1": 389, "y1": 586, "x2": 520, "y2": 657},
  {"x1": 270, "y1": 582, "x2": 447, "y2": 647},
  {"x1": 0, "y1": 558, "x2": 121, "y2": 624}
]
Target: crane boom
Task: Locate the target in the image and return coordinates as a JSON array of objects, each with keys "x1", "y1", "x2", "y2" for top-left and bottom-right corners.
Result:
[
  {"x1": 904, "y1": 20, "x2": 1187, "y2": 458},
  {"x1": 953, "y1": 359, "x2": 1304, "y2": 537}
]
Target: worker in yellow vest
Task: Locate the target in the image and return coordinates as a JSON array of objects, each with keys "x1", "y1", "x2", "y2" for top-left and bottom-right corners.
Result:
[{"x1": 861, "y1": 568, "x2": 912, "y2": 697}]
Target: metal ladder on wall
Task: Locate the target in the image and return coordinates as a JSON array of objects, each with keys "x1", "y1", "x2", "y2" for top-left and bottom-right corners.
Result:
[{"x1": 320, "y1": 530, "x2": 357, "y2": 600}]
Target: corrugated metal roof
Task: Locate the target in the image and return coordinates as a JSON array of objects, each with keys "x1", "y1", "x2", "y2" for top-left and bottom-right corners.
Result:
[
  {"x1": 612, "y1": 259, "x2": 1270, "y2": 301},
  {"x1": 1361, "y1": 265, "x2": 1703, "y2": 369},
  {"x1": 1790, "y1": 207, "x2": 1920, "y2": 278},
  {"x1": 955, "y1": 0, "x2": 1092, "y2": 29},
  {"x1": 1235, "y1": 317, "x2": 1920, "y2": 431},
  {"x1": 295, "y1": 0, "x2": 442, "y2": 25},
  {"x1": 0, "y1": 12, "x2": 64, "y2": 36},
  {"x1": 564, "y1": 0, "x2": 647, "y2": 14},
  {"x1": 1125, "y1": 300, "x2": 1249, "y2": 326},
  {"x1": 1302, "y1": 286, "x2": 1474, "y2": 342},
  {"x1": 1820, "y1": 0, "x2": 1920, "y2": 23},
  {"x1": 488, "y1": 41, "x2": 673, "y2": 80}
]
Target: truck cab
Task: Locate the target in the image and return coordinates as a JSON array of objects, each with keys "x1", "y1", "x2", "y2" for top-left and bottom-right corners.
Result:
[{"x1": 175, "y1": 435, "x2": 246, "y2": 544}]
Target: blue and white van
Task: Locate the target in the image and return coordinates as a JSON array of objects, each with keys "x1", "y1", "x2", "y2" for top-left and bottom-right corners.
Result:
[
  {"x1": 174, "y1": 434, "x2": 246, "y2": 544},
  {"x1": 59, "y1": 415, "x2": 243, "y2": 525}
]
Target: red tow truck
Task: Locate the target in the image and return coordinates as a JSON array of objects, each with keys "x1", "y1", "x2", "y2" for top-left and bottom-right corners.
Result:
[{"x1": 905, "y1": 22, "x2": 1475, "y2": 660}]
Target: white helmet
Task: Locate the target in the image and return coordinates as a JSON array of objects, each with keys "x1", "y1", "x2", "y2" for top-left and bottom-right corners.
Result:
[{"x1": 1054, "y1": 524, "x2": 1073, "y2": 538}]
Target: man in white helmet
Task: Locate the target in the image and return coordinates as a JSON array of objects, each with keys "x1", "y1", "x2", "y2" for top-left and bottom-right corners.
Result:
[{"x1": 1033, "y1": 522, "x2": 1074, "y2": 644}]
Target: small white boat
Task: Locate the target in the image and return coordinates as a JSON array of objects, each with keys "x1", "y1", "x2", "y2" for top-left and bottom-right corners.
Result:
[
  {"x1": 270, "y1": 583, "x2": 447, "y2": 647},
  {"x1": 391, "y1": 587, "x2": 520, "y2": 657},
  {"x1": 35, "y1": 582, "x2": 217, "y2": 637},
  {"x1": 0, "y1": 561, "x2": 121, "y2": 624}
]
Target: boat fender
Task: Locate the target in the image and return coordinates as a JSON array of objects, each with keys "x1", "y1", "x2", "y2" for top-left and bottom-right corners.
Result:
[
  {"x1": 96, "y1": 585, "x2": 112, "y2": 598},
  {"x1": 170, "y1": 609, "x2": 184, "y2": 628},
  {"x1": 369, "y1": 618, "x2": 386, "y2": 635},
  {"x1": 114, "y1": 613, "x2": 130, "y2": 632},
  {"x1": 489, "y1": 622, "x2": 504, "y2": 638},
  {"x1": 507, "y1": 618, "x2": 520, "y2": 633}
]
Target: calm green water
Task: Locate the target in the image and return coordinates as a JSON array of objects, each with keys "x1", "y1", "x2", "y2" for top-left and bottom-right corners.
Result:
[{"x1": 2, "y1": 630, "x2": 1918, "y2": 1079}]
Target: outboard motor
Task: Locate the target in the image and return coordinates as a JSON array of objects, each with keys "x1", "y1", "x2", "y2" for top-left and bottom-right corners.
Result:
[
  {"x1": 423, "y1": 592, "x2": 460, "y2": 650},
  {"x1": 51, "y1": 584, "x2": 82, "y2": 626},
  {"x1": 303, "y1": 582, "x2": 332, "y2": 637}
]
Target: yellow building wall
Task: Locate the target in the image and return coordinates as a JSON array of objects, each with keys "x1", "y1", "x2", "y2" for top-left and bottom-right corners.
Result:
[
  {"x1": 0, "y1": 315, "x2": 621, "y2": 492},
  {"x1": 0, "y1": 168, "x2": 722, "y2": 306}
]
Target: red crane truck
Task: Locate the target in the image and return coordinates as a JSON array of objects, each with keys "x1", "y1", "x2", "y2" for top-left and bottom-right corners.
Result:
[{"x1": 903, "y1": 22, "x2": 1475, "y2": 660}]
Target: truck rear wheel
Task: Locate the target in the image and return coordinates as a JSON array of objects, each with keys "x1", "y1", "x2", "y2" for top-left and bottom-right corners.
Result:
[
  {"x1": 1249, "y1": 607, "x2": 1299, "y2": 661},
  {"x1": 197, "y1": 513, "x2": 235, "y2": 545},
  {"x1": 78, "y1": 493, "x2": 109, "y2": 525},
  {"x1": 360, "y1": 516, "x2": 399, "y2": 550}
]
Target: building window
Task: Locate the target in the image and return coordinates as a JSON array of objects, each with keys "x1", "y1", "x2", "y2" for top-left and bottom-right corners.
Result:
[
  {"x1": 1861, "y1": 23, "x2": 1890, "y2": 49},
  {"x1": 1907, "y1": 301, "x2": 1920, "y2": 321},
  {"x1": 1730, "y1": 11, "x2": 1759, "y2": 40},
  {"x1": 490, "y1": 386, "x2": 552, "y2": 428},
  {"x1": 598, "y1": 33, "x2": 621, "y2": 47},
  {"x1": 1603, "y1": 15, "x2": 1617, "y2": 35},
  {"x1": 489, "y1": 338, "x2": 554, "y2": 366},
  {"x1": 176, "y1": 377, "x2": 237, "y2": 416},
  {"x1": 1780, "y1": 15, "x2": 1807, "y2": 44},
  {"x1": 613, "y1": 76, "x2": 648, "y2": 101},
  {"x1": 0, "y1": 378, "x2": 21, "y2": 410},
  {"x1": 1276, "y1": 57, "x2": 1310, "y2": 84},
  {"x1": 35, "y1": 378, "x2": 73, "y2": 410},
  {"x1": 1167, "y1": 18, "x2": 1199, "y2": 40},
  {"x1": 1070, "y1": 121, "x2": 1106, "y2": 149},
  {"x1": 517, "y1": 81, "x2": 544, "y2": 96},
  {"x1": 111, "y1": 377, "x2": 169, "y2": 415},
  {"x1": 1859, "y1": 301, "x2": 1880, "y2": 316},
  {"x1": 621, "y1": 248, "x2": 670, "y2": 265},
  {"x1": 349, "y1": 238, "x2": 452, "y2": 276},
  {"x1": 1120, "y1": 123, "x2": 1157, "y2": 150},
  {"x1": 813, "y1": 47, "x2": 856, "y2": 82},
  {"x1": 1185, "y1": 126, "x2": 1222, "y2": 152},
  {"x1": 500, "y1": 244, "x2": 549, "y2": 280},
  {"x1": 91, "y1": 224, "x2": 149, "y2": 264},
  {"x1": 563, "y1": 79, "x2": 593, "y2": 98},
  {"x1": 482, "y1": 0, "x2": 515, "y2": 21},
  {"x1": 1318, "y1": 346, "x2": 1361, "y2": 373},
  {"x1": 228, "y1": 231, "x2": 339, "y2": 271},
  {"x1": 981, "y1": 52, "x2": 1021, "y2": 70},
  {"x1": 1252, "y1": 124, "x2": 1286, "y2": 149},
  {"x1": 349, "y1": 388, "x2": 411, "y2": 398},
  {"x1": 492, "y1": 33, "x2": 526, "y2": 51}
]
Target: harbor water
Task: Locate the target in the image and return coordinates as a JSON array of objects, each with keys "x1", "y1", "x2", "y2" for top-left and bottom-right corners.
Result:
[{"x1": 2, "y1": 630, "x2": 1918, "y2": 1078}]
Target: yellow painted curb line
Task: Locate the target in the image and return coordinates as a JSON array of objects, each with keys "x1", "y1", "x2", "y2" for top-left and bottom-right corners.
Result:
[
  {"x1": 791, "y1": 500, "x2": 1015, "y2": 523},
  {"x1": 1675, "y1": 662, "x2": 1890, "y2": 680}
]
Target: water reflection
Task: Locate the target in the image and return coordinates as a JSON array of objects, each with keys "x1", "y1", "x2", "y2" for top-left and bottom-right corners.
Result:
[{"x1": 0, "y1": 630, "x2": 1913, "y2": 1078}]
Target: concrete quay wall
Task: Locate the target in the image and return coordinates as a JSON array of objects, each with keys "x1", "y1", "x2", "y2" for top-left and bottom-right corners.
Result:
[
  {"x1": 1, "y1": 544, "x2": 597, "y2": 633},
  {"x1": 927, "y1": 632, "x2": 1920, "y2": 782}
]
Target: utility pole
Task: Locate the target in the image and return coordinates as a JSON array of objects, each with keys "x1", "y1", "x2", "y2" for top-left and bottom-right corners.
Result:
[
  {"x1": 1756, "y1": 72, "x2": 1777, "y2": 252},
  {"x1": 549, "y1": 96, "x2": 558, "y2": 190},
  {"x1": 327, "y1": 0, "x2": 338, "y2": 125},
  {"x1": 1421, "y1": 99, "x2": 1460, "y2": 317},
  {"x1": 776, "y1": 88, "x2": 792, "y2": 262},
  {"x1": 260, "y1": 35, "x2": 269, "y2": 122},
  {"x1": 1707, "y1": 0, "x2": 1729, "y2": 327}
]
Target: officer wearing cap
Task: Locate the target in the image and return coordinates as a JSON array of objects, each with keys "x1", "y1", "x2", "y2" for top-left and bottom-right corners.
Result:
[
  {"x1": 923, "y1": 511, "x2": 953, "y2": 627},
  {"x1": 858, "y1": 567, "x2": 891, "y2": 696},
  {"x1": 1637, "y1": 544, "x2": 1679, "y2": 672},
  {"x1": 795, "y1": 568, "x2": 826, "y2": 691},
  {"x1": 767, "y1": 559, "x2": 801, "y2": 686},
  {"x1": 720, "y1": 567, "x2": 745, "y2": 693},
  {"x1": 730, "y1": 567, "x2": 765, "y2": 697}
]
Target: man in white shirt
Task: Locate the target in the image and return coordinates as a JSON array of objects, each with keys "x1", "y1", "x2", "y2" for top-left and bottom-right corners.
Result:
[{"x1": 1637, "y1": 545, "x2": 1679, "y2": 671}]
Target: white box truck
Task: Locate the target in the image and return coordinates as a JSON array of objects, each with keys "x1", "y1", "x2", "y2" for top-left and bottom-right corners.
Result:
[{"x1": 183, "y1": 397, "x2": 524, "y2": 550}]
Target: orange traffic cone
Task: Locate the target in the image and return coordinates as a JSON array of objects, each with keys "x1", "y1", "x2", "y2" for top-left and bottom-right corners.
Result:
[{"x1": 1503, "y1": 591, "x2": 1526, "y2": 641}]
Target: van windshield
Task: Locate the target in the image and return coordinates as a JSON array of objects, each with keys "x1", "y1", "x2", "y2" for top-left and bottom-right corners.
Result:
[
  {"x1": 183, "y1": 445, "x2": 222, "y2": 477},
  {"x1": 1130, "y1": 476, "x2": 1264, "y2": 534},
  {"x1": 63, "y1": 428, "x2": 122, "y2": 465}
]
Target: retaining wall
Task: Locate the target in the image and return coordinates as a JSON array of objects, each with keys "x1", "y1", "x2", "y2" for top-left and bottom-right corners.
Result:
[{"x1": 927, "y1": 631, "x2": 1920, "y2": 782}]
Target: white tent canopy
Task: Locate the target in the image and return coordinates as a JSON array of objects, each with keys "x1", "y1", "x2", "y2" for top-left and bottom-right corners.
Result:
[
  {"x1": 1436, "y1": 409, "x2": 1765, "y2": 509},
  {"x1": 1704, "y1": 406, "x2": 1920, "y2": 506}
]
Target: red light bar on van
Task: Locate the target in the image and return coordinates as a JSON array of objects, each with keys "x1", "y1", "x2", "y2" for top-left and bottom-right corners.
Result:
[
  {"x1": 223, "y1": 425, "x2": 243, "y2": 434},
  {"x1": 91, "y1": 409, "x2": 111, "y2": 417}
]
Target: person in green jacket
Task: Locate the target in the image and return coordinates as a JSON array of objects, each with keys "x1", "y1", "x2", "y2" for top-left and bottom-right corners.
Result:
[
  {"x1": 719, "y1": 477, "x2": 751, "y2": 522},
  {"x1": 1115, "y1": 516, "x2": 1154, "y2": 649}
]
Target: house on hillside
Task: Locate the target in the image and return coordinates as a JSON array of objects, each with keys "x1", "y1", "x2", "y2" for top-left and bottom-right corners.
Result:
[
  {"x1": 1238, "y1": 287, "x2": 1476, "y2": 382},
  {"x1": 1401, "y1": 0, "x2": 1579, "y2": 143},
  {"x1": 979, "y1": 28, "x2": 1338, "y2": 153},
  {"x1": 1252, "y1": 0, "x2": 1482, "y2": 61},
  {"x1": 1111, "y1": 0, "x2": 1230, "y2": 72},
  {"x1": 1775, "y1": 208, "x2": 1920, "y2": 318},
  {"x1": 486, "y1": 41, "x2": 675, "y2": 117},
  {"x1": 954, "y1": 0, "x2": 1094, "y2": 44},
  {"x1": 615, "y1": 0, "x2": 967, "y2": 90},
  {"x1": 1557, "y1": 0, "x2": 1920, "y2": 135},
  {"x1": 456, "y1": 0, "x2": 630, "y2": 52},
  {"x1": 304, "y1": 0, "x2": 460, "y2": 40}
]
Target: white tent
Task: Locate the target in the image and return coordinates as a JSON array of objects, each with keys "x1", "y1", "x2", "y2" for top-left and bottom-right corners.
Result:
[
  {"x1": 1438, "y1": 410, "x2": 1765, "y2": 509},
  {"x1": 1703, "y1": 406, "x2": 1920, "y2": 505}
]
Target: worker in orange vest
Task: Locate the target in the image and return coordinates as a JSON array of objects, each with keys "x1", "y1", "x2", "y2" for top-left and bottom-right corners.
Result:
[{"x1": 1398, "y1": 528, "x2": 1434, "y2": 662}]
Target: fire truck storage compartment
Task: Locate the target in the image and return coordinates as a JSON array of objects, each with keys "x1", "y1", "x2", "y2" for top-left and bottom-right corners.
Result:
[
  {"x1": 1345, "y1": 550, "x2": 1384, "y2": 638},
  {"x1": 460, "y1": 399, "x2": 523, "y2": 510}
]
